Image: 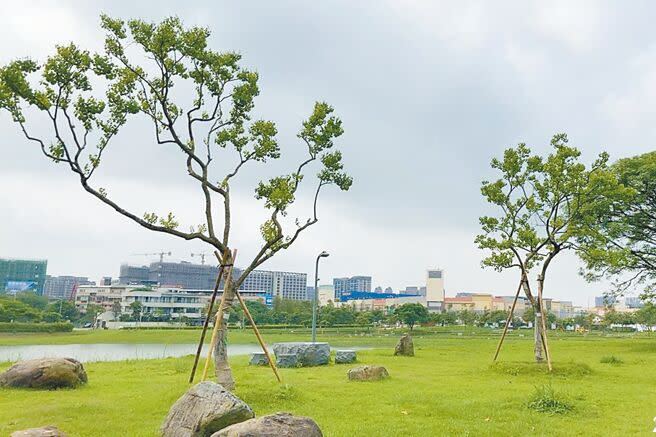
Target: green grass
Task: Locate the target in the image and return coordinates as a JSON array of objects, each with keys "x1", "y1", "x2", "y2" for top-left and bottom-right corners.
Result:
[{"x1": 1, "y1": 331, "x2": 655, "y2": 436}]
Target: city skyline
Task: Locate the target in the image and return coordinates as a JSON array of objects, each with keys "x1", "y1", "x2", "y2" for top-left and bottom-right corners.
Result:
[{"x1": 2, "y1": 2, "x2": 654, "y2": 307}]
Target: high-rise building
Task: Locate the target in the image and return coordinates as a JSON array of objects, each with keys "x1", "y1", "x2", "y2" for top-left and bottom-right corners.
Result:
[
  {"x1": 43, "y1": 275, "x2": 95, "y2": 300},
  {"x1": 117, "y1": 261, "x2": 308, "y2": 300},
  {"x1": 333, "y1": 276, "x2": 372, "y2": 299},
  {"x1": 0, "y1": 258, "x2": 48, "y2": 295},
  {"x1": 149, "y1": 261, "x2": 219, "y2": 289},
  {"x1": 426, "y1": 269, "x2": 445, "y2": 312},
  {"x1": 624, "y1": 296, "x2": 644, "y2": 309},
  {"x1": 118, "y1": 264, "x2": 150, "y2": 284},
  {"x1": 595, "y1": 295, "x2": 617, "y2": 307}
]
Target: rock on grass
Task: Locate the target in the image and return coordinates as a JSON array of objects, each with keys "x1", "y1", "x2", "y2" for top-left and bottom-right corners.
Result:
[
  {"x1": 211, "y1": 412, "x2": 322, "y2": 437},
  {"x1": 161, "y1": 381, "x2": 254, "y2": 437},
  {"x1": 0, "y1": 358, "x2": 87, "y2": 389}
]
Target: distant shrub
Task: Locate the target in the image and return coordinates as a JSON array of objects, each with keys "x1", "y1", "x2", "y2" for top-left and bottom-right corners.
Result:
[
  {"x1": 527, "y1": 385, "x2": 573, "y2": 415},
  {"x1": 0, "y1": 322, "x2": 73, "y2": 333},
  {"x1": 600, "y1": 355, "x2": 623, "y2": 365}
]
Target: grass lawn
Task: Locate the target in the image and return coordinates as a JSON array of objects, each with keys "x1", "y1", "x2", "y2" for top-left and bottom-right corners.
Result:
[{"x1": 1, "y1": 330, "x2": 655, "y2": 436}]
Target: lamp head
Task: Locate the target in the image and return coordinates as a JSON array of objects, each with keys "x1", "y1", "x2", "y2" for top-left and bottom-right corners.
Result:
[{"x1": 319, "y1": 251, "x2": 330, "y2": 258}]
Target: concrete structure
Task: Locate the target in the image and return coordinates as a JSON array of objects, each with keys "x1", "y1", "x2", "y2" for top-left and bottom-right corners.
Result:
[
  {"x1": 0, "y1": 258, "x2": 48, "y2": 295},
  {"x1": 425, "y1": 269, "x2": 445, "y2": 312},
  {"x1": 43, "y1": 275, "x2": 95, "y2": 300},
  {"x1": 317, "y1": 284, "x2": 335, "y2": 306},
  {"x1": 75, "y1": 285, "x2": 267, "y2": 320},
  {"x1": 333, "y1": 276, "x2": 372, "y2": 300}
]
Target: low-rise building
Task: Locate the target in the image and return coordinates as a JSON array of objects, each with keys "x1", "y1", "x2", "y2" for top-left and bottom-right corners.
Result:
[{"x1": 75, "y1": 285, "x2": 267, "y2": 320}]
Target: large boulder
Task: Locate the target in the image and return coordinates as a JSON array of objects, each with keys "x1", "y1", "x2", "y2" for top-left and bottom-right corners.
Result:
[
  {"x1": 347, "y1": 365, "x2": 389, "y2": 381},
  {"x1": 10, "y1": 426, "x2": 67, "y2": 437},
  {"x1": 0, "y1": 358, "x2": 87, "y2": 389},
  {"x1": 272, "y1": 342, "x2": 330, "y2": 367},
  {"x1": 161, "y1": 381, "x2": 254, "y2": 437},
  {"x1": 335, "y1": 350, "x2": 357, "y2": 364},
  {"x1": 394, "y1": 334, "x2": 414, "y2": 356},
  {"x1": 211, "y1": 412, "x2": 322, "y2": 437}
]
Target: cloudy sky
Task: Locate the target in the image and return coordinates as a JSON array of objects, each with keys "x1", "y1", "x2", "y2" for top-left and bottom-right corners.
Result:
[{"x1": 1, "y1": 1, "x2": 655, "y2": 306}]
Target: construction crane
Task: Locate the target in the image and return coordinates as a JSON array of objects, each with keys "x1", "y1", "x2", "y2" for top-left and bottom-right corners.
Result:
[
  {"x1": 132, "y1": 251, "x2": 172, "y2": 263},
  {"x1": 191, "y1": 252, "x2": 208, "y2": 265}
]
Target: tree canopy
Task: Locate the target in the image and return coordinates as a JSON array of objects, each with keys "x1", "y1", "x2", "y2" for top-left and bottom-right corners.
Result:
[{"x1": 578, "y1": 151, "x2": 656, "y2": 300}]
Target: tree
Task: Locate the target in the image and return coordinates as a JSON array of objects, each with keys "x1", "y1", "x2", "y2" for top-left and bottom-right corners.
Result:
[
  {"x1": 0, "y1": 15, "x2": 351, "y2": 390},
  {"x1": 16, "y1": 292, "x2": 49, "y2": 311},
  {"x1": 46, "y1": 300, "x2": 79, "y2": 321},
  {"x1": 635, "y1": 303, "x2": 656, "y2": 332},
  {"x1": 477, "y1": 134, "x2": 625, "y2": 365},
  {"x1": 129, "y1": 301, "x2": 143, "y2": 320},
  {"x1": 578, "y1": 151, "x2": 656, "y2": 300},
  {"x1": 394, "y1": 303, "x2": 429, "y2": 331},
  {"x1": 111, "y1": 300, "x2": 122, "y2": 321},
  {"x1": 458, "y1": 310, "x2": 478, "y2": 326}
]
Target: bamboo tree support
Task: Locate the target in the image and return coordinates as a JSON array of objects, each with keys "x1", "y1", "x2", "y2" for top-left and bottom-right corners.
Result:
[
  {"x1": 234, "y1": 288, "x2": 282, "y2": 383},
  {"x1": 493, "y1": 277, "x2": 524, "y2": 362},
  {"x1": 201, "y1": 249, "x2": 237, "y2": 381},
  {"x1": 189, "y1": 248, "x2": 230, "y2": 384},
  {"x1": 537, "y1": 274, "x2": 553, "y2": 371}
]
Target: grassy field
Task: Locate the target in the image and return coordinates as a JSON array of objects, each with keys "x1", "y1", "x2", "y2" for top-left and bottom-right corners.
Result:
[{"x1": 1, "y1": 330, "x2": 655, "y2": 436}]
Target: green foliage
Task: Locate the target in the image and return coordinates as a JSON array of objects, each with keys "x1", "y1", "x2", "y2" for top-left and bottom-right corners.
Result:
[
  {"x1": 578, "y1": 151, "x2": 656, "y2": 298},
  {"x1": 477, "y1": 134, "x2": 626, "y2": 276},
  {"x1": 527, "y1": 384, "x2": 574, "y2": 415},
  {"x1": 0, "y1": 14, "x2": 352, "y2": 274},
  {"x1": 599, "y1": 355, "x2": 623, "y2": 365},
  {"x1": 394, "y1": 303, "x2": 429, "y2": 330},
  {"x1": 0, "y1": 321, "x2": 73, "y2": 333},
  {"x1": 15, "y1": 292, "x2": 49, "y2": 311}
]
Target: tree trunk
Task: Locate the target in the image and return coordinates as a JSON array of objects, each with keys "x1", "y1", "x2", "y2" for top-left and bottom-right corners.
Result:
[
  {"x1": 214, "y1": 282, "x2": 236, "y2": 390},
  {"x1": 533, "y1": 308, "x2": 544, "y2": 362}
]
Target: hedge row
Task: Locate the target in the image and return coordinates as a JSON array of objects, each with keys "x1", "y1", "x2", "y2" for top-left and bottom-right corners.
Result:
[{"x1": 0, "y1": 322, "x2": 74, "y2": 333}]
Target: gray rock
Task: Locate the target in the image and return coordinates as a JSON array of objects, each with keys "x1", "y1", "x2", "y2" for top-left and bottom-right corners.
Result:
[
  {"x1": 161, "y1": 381, "x2": 254, "y2": 437},
  {"x1": 10, "y1": 426, "x2": 67, "y2": 437},
  {"x1": 211, "y1": 412, "x2": 322, "y2": 437},
  {"x1": 0, "y1": 358, "x2": 87, "y2": 389},
  {"x1": 276, "y1": 354, "x2": 299, "y2": 368},
  {"x1": 394, "y1": 334, "x2": 414, "y2": 356},
  {"x1": 347, "y1": 365, "x2": 389, "y2": 381},
  {"x1": 272, "y1": 342, "x2": 330, "y2": 367},
  {"x1": 248, "y1": 353, "x2": 269, "y2": 366},
  {"x1": 335, "y1": 350, "x2": 357, "y2": 364}
]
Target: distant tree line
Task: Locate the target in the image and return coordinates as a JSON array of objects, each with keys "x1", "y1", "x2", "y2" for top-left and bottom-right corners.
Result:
[{"x1": 0, "y1": 292, "x2": 97, "y2": 325}]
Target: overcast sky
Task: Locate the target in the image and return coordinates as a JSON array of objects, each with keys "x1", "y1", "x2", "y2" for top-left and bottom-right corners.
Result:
[{"x1": 1, "y1": 1, "x2": 655, "y2": 306}]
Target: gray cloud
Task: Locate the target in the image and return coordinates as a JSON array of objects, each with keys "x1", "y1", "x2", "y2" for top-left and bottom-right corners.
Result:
[{"x1": 1, "y1": 0, "x2": 655, "y2": 306}]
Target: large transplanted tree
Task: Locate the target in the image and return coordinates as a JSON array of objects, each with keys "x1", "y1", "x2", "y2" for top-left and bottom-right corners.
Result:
[
  {"x1": 0, "y1": 16, "x2": 352, "y2": 389},
  {"x1": 476, "y1": 134, "x2": 626, "y2": 366}
]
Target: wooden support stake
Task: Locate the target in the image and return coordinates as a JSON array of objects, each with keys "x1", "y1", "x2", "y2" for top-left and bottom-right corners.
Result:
[
  {"x1": 201, "y1": 249, "x2": 237, "y2": 381},
  {"x1": 235, "y1": 289, "x2": 282, "y2": 383},
  {"x1": 493, "y1": 277, "x2": 524, "y2": 362},
  {"x1": 189, "y1": 248, "x2": 229, "y2": 384}
]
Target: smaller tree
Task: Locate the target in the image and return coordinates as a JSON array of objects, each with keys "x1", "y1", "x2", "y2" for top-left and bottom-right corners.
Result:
[
  {"x1": 635, "y1": 303, "x2": 656, "y2": 333},
  {"x1": 129, "y1": 301, "x2": 143, "y2": 320},
  {"x1": 394, "y1": 303, "x2": 429, "y2": 331},
  {"x1": 111, "y1": 300, "x2": 122, "y2": 321}
]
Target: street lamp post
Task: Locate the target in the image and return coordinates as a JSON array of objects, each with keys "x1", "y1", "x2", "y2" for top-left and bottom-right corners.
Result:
[{"x1": 312, "y1": 251, "x2": 329, "y2": 343}]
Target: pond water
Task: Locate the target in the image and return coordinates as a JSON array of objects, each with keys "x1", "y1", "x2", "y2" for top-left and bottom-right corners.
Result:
[
  {"x1": 0, "y1": 343, "x2": 262, "y2": 363},
  {"x1": 0, "y1": 343, "x2": 372, "y2": 363}
]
